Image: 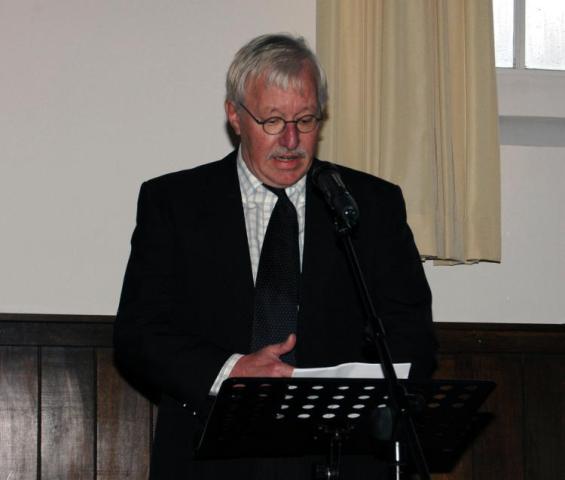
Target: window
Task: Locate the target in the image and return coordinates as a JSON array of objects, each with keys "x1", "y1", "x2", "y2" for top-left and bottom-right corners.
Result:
[{"x1": 493, "y1": 0, "x2": 565, "y2": 70}]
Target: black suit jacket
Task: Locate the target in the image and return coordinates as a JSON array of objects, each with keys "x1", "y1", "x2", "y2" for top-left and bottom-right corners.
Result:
[{"x1": 115, "y1": 150, "x2": 437, "y2": 479}]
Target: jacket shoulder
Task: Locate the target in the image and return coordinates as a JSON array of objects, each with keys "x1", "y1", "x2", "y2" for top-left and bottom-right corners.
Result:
[
  {"x1": 336, "y1": 163, "x2": 398, "y2": 189},
  {"x1": 142, "y1": 151, "x2": 237, "y2": 194},
  {"x1": 323, "y1": 162, "x2": 403, "y2": 204}
]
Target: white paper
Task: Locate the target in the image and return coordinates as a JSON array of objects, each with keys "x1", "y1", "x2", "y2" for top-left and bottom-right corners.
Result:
[{"x1": 292, "y1": 362, "x2": 411, "y2": 379}]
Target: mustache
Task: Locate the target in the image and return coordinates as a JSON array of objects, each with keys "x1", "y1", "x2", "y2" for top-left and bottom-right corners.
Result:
[{"x1": 269, "y1": 147, "x2": 307, "y2": 159}]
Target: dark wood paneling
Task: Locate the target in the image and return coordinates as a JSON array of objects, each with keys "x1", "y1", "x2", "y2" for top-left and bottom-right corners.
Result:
[
  {"x1": 2, "y1": 314, "x2": 562, "y2": 352},
  {"x1": 41, "y1": 347, "x2": 95, "y2": 479},
  {"x1": 470, "y1": 355, "x2": 524, "y2": 480},
  {"x1": 0, "y1": 321, "x2": 112, "y2": 346},
  {"x1": 0, "y1": 314, "x2": 563, "y2": 480},
  {"x1": 523, "y1": 354, "x2": 565, "y2": 479},
  {"x1": 432, "y1": 354, "x2": 475, "y2": 480},
  {"x1": 0, "y1": 313, "x2": 113, "y2": 323},
  {"x1": 435, "y1": 322, "x2": 565, "y2": 354},
  {"x1": 96, "y1": 348, "x2": 151, "y2": 479},
  {"x1": 0, "y1": 346, "x2": 38, "y2": 479}
]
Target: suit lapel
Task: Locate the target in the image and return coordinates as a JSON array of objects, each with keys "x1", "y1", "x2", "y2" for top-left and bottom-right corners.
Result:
[
  {"x1": 297, "y1": 165, "x2": 343, "y2": 360},
  {"x1": 197, "y1": 153, "x2": 255, "y2": 352}
]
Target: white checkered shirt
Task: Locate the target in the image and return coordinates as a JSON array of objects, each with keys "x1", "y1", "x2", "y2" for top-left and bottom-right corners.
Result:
[
  {"x1": 237, "y1": 150, "x2": 306, "y2": 281},
  {"x1": 209, "y1": 149, "x2": 307, "y2": 394}
]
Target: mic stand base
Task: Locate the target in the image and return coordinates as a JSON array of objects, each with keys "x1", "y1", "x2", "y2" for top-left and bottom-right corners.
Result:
[{"x1": 313, "y1": 425, "x2": 349, "y2": 480}]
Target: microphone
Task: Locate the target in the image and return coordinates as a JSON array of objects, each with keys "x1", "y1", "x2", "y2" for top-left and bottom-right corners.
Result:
[{"x1": 311, "y1": 161, "x2": 360, "y2": 230}]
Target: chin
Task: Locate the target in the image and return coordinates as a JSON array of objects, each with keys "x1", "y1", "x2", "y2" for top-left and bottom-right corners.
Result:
[
  {"x1": 272, "y1": 171, "x2": 306, "y2": 188},
  {"x1": 274, "y1": 164, "x2": 311, "y2": 185}
]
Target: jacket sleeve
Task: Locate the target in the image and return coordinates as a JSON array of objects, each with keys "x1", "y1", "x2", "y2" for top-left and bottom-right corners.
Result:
[
  {"x1": 372, "y1": 185, "x2": 438, "y2": 380},
  {"x1": 114, "y1": 181, "x2": 232, "y2": 413}
]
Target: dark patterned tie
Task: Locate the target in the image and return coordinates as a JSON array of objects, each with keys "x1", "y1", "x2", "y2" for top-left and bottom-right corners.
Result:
[{"x1": 251, "y1": 185, "x2": 299, "y2": 365}]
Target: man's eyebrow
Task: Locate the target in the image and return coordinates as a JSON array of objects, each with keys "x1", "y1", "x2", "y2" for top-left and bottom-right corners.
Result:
[{"x1": 260, "y1": 106, "x2": 318, "y2": 117}]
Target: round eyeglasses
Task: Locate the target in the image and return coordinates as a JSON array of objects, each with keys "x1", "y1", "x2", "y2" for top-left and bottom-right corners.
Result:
[{"x1": 239, "y1": 103, "x2": 321, "y2": 135}]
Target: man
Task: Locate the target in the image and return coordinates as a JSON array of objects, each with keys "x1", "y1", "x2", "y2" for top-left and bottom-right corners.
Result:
[{"x1": 115, "y1": 34, "x2": 437, "y2": 479}]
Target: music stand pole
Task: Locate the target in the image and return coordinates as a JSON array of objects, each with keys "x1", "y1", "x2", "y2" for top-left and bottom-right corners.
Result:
[{"x1": 335, "y1": 218, "x2": 430, "y2": 480}]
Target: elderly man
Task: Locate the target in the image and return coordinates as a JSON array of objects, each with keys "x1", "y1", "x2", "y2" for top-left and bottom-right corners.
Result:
[{"x1": 115, "y1": 34, "x2": 437, "y2": 479}]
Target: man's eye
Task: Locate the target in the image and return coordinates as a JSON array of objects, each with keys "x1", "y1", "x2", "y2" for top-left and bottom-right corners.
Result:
[
  {"x1": 265, "y1": 117, "x2": 282, "y2": 125},
  {"x1": 298, "y1": 116, "x2": 316, "y2": 125}
]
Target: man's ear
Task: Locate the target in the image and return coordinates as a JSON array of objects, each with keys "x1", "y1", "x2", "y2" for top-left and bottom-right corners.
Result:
[{"x1": 225, "y1": 101, "x2": 241, "y2": 135}]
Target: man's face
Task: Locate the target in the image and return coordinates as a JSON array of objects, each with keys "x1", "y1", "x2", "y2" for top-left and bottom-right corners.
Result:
[{"x1": 226, "y1": 68, "x2": 319, "y2": 188}]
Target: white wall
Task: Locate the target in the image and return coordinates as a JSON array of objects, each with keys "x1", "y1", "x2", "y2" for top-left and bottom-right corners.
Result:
[
  {"x1": 0, "y1": 0, "x2": 316, "y2": 314},
  {"x1": 425, "y1": 146, "x2": 565, "y2": 324},
  {"x1": 1, "y1": 1, "x2": 563, "y2": 324}
]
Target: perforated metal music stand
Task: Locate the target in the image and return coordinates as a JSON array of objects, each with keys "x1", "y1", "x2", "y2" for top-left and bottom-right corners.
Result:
[{"x1": 195, "y1": 377, "x2": 495, "y2": 478}]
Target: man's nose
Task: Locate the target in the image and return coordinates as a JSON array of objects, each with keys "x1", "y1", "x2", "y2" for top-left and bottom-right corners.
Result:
[{"x1": 279, "y1": 122, "x2": 299, "y2": 150}]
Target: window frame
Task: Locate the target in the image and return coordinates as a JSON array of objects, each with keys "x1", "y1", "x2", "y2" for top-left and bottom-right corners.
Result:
[
  {"x1": 495, "y1": 0, "x2": 565, "y2": 119},
  {"x1": 496, "y1": 0, "x2": 564, "y2": 72}
]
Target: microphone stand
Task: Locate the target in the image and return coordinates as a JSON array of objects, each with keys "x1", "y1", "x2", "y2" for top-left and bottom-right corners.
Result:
[{"x1": 333, "y1": 215, "x2": 430, "y2": 480}]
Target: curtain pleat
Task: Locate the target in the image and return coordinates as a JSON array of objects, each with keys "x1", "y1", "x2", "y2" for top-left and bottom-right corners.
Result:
[{"x1": 317, "y1": 0, "x2": 501, "y2": 263}]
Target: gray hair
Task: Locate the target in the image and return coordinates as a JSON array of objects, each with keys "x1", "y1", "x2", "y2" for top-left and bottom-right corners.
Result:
[{"x1": 226, "y1": 33, "x2": 328, "y2": 114}]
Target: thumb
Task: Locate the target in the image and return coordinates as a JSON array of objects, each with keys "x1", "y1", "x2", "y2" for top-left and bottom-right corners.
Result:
[{"x1": 270, "y1": 333, "x2": 296, "y2": 356}]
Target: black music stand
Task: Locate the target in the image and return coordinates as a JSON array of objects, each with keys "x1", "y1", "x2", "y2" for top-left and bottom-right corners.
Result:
[{"x1": 195, "y1": 377, "x2": 495, "y2": 479}]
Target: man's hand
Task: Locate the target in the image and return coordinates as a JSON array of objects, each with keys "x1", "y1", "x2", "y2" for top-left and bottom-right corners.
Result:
[{"x1": 230, "y1": 334, "x2": 296, "y2": 378}]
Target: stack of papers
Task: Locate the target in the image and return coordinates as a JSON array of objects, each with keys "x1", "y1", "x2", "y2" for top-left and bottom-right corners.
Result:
[{"x1": 292, "y1": 362, "x2": 411, "y2": 379}]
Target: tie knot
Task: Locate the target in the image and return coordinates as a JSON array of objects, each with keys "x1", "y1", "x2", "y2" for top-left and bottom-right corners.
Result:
[{"x1": 263, "y1": 184, "x2": 287, "y2": 199}]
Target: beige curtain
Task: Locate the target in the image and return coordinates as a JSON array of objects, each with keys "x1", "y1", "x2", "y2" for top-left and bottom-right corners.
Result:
[{"x1": 316, "y1": 0, "x2": 500, "y2": 263}]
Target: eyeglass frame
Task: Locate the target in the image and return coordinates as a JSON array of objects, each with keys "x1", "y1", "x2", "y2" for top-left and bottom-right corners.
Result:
[{"x1": 238, "y1": 103, "x2": 322, "y2": 135}]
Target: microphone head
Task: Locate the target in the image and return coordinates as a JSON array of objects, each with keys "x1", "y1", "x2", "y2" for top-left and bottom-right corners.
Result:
[
  {"x1": 311, "y1": 161, "x2": 360, "y2": 229},
  {"x1": 310, "y1": 161, "x2": 339, "y2": 191}
]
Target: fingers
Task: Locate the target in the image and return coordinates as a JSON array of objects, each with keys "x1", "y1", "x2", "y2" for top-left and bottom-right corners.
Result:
[
  {"x1": 230, "y1": 352, "x2": 292, "y2": 378},
  {"x1": 229, "y1": 334, "x2": 297, "y2": 378}
]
